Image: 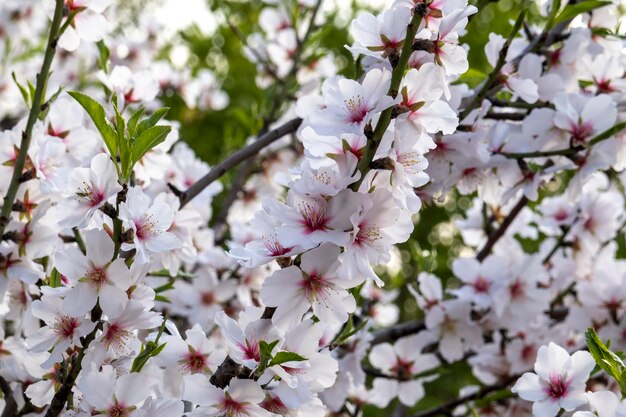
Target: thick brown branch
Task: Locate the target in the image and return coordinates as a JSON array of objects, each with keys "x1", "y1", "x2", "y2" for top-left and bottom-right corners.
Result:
[{"x1": 179, "y1": 117, "x2": 302, "y2": 208}]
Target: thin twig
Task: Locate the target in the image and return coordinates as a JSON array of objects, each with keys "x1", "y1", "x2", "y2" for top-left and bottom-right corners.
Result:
[
  {"x1": 0, "y1": 0, "x2": 65, "y2": 239},
  {"x1": 179, "y1": 117, "x2": 302, "y2": 208},
  {"x1": 211, "y1": 0, "x2": 322, "y2": 239},
  {"x1": 409, "y1": 374, "x2": 521, "y2": 417},
  {"x1": 458, "y1": 10, "x2": 525, "y2": 122},
  {"x1": 476, "y1": 196, "x2": 529, "y2": 262}
]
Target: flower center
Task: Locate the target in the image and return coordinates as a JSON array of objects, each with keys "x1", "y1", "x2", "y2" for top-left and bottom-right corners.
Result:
[
  {"x1": 391, "y1": 358, "x2": 414, "y2": 379},
  {"x1": 299, "y1": 201, "x2": 330, "y2": 234},
  {"x1": 182, "y1": 349, "x2": 208, "y2": 373},
  {"x1": 301, "y1": 271, "x2": 332, "y2": 302},
  {"x1": 220, "y1": 396, "x2": 245, "y2": 417},
  {"x1": 135, "y1": 215, "x2": 159, "y2": 240},
  {"x1": 546, "y1": 374, "x2": 569, "y2": 399},
  {"x1": 344, "y1": 95, "x2": 368, "y2": 124},
  {"x1": 238, "y1": 340, "x2": 261, "y2": 362},
  {"x1": 473, "y1": 276, "x2": 491, "y2": 293},
  {"x1": 53, "y1": 316, "x2": 80, "y2": 339},
  {"x1": 107, "y1": 404, "x2": 129, "y2": 417},
  {"x1": 86, "y1": 266, "x2": 108, "y2": 288},
  {"x1": 77, "y1": 181, "x2": 105, "y2": 208}
]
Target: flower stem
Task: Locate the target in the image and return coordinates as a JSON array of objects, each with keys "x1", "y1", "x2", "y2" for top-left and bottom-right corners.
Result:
[
  {"x1": 0, "y1": 0, "x2": 65, "y2": 239},
  {"x1": 352, "y1": 10, "x2": 425, "y2": 191}
]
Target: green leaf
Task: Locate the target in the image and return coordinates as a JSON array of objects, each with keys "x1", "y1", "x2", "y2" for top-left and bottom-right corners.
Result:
[
  {"x1": 96, "y1": 40, "x2": 110, "y2": 73},
  {"x1": 27, "y1": 80, "x2": 36, "y2": 106},
  {"x1": 134, "y1": 108, "x2": 170, "y2": 139},
  {"x1": 127, "y1": 107, "x2": 145, "y2": 139},
  {"x1": 130, "y1": 125, "x2": 172, "y2": 163},
  {"x1": 49, "y1": 268, "x2": 61, "y2": 288},
  {"x1": 11, "y1": 72, "x2": 30, "y2": 107},
  {"x1": 154, "y1": 294, "x2": 170, "y2": 303},
  {"x1": 329, "y1": 315, "x2": 369, "y2": 349},
  {"x1": 260, "y1": 340, "x2": 279, "y2": 358},
  {"x1": 554, "y1": 1, "x2": 611, "y2": 24},
  {"x1": 258, "y1": 339, "x2": 279, "y2": 374},
  {"x1": 67, "y1": 91, "x2": 118, "y2": 160},
  {"x1": 131, "y1": 316, "x2": 168, "y2": 373},
  {"x1": 585, "y1": 328, "x2": 625, "y2": 386},
  {"x1": 269, "y1": 351, "x2": 308, "y2": 367}
]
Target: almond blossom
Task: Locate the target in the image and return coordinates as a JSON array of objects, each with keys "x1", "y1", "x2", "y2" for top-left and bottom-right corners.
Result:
[{"x1": 512, "y1": 342, "x2": 595, "y2": 417}]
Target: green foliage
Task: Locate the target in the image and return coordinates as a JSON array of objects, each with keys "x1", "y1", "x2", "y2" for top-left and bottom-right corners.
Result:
[
  {"x1": 68, "y1": 91, "x2": 172, "y2": 183},
  {"x1": 269, "y1": 351, "x2": 308, "y2": 367},
  {"x1": 131, "y1": 316, "x2": 168, "y2": 373},
  {"x1": 553, "y1": 0, "x2": 612, "y2": 24},
  {"x1": 257, "y1": 340, "x2": 307, "y2": 374},
  {"x1": 329, "y1": 315, "x2": 369, "y2": 349},
  {"x1": 67, "y1": 91, "x2": 118, "y2": 160},
  {"x1": 585, "y1": 328, "x2": 626, "y2": 394}
]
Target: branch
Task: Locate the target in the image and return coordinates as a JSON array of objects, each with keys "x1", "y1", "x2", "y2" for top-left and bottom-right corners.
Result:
[
  {"x1": 179, "y1": 117, "x2": 302, "y2": 207},
  {"x1": 0, "y1": 376, "x2": 17, "y2": 417},
  {"x1": 352, "y1": 7, "x2": 426, "y2": 190},
  {"x1": 458, "y1": 10, "x2": 526, "y2": 122},
  {"x1": 0, "y1": 0, "x2": 65, "y2": 239},
  {"x1": 499, "y1": 122, "x2": 626, "y2": 159},
  {"x1": 212, "y1": 1, "x2": 322, "y2": 240},
  {"x1": 476, "y1": 196, "x2": 529, "y2": 262},
  {"x1": 484, "y1": 111, "x2": 527, "y2": 121},
  {"x1": 45, "y1": 312, "x2": 102, "y2": 417},
  {"x1": 371, "y1": 320, "x2": 425, "y2": 345},
  {"x1": 409, "y1": 374, "x2": 521, "y2": 417}
]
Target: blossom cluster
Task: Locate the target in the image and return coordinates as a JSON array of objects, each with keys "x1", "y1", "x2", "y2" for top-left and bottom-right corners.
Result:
[{"x1": 0, "y1": 0, "x2": 625, "y2": 417}]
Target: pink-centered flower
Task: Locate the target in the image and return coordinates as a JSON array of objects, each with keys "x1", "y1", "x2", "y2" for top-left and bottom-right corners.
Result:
[
  {"x1": 56, "y1": 229, "x2": 131, "y2": 318},
  {"x1": 260, "y1": 244, "x2": 356, "y2": 329},
  {"x1": 512, "y1": 342, "x2": 595, "y2": 417},
  {"x1": 119, "y1": 186, "x2": 181, "y2": 264},
  {"x1": 183, "y1": 377, "x2": 273, "y2": 417}
]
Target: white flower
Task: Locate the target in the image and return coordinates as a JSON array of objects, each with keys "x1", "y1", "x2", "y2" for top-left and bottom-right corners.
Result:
[
  {"x1": 308, "y1": 68, "x2": 396, "y2": 135},
  {"x1": 56, "y1": 229, "x2": 131, "y2": 318},
  {"x1": 57, "y1": 153, "x2": 122, "y2": 228},
  {"x1": 119, "y1": 186, "x2": 181, "y2": 264},
  {"x1": 52, "y1": 0, "x2": 112, "y2": 51},
  {"x1": 260, "y1": 244, "x2": 356, "y2": 329},
  {"x1": 512, "y1": 342, "x2": 595, "y2": 417},
  {"x1": 26, "y1": 295, "x2": 95, "y2": 368},
  {"x1": 183, "y1": 377, "x2": 273, "y2": 417},
  {"x1": 78, "y1": 365, "x2": 151, "y2": 416}
]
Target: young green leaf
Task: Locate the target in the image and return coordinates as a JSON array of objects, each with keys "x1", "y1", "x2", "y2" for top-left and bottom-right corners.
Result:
[
  {"x1": 127, "y1": 107, "x2": 145, "y2": 139},
  {"x1": 96, "y1": 40, "x2": 110, "y2": 73},
  {"x1": 130, "y1": 125, "x2": 172, "y2": 164},
  {"x1": 11, "y1": 72, "x2": 31, "y2": 108},
  {"x1": 134, "y1": 107, "x2": 170, "y2": 139},
  {"x1": 49, "y1": 268, "x2": 61, "y2": 288},
  {"x1": 554, "y1": 0, "x2": 611, "y2": 24},
  {"x1": 585, "y1": 328, "x2": 625, "y2": 389},
  {"x1": 67, "y1": 91, "x2": 118, "y2": 159},
  {"x1": 269, "y1": 351, "x2": 308, "y2": 367}
]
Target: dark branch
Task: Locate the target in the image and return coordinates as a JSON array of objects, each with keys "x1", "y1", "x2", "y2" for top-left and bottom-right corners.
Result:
[
  {"x1": 476, "y1": 196, "x2": 529, "y2": 262},
  {"x1": 179, "y1": 117, "x2": 302, "y2": 208}
]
